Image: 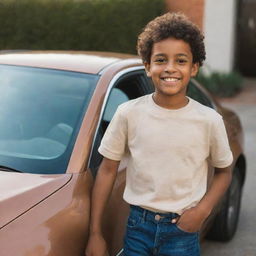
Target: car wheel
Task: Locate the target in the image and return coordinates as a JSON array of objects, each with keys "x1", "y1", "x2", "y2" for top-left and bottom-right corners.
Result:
[{"x1": 206, "y1": 167, "x2": 242, "y2": 241}]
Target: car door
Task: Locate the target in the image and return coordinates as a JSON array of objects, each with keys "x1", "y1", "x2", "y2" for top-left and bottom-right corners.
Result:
[{"x1": 88, "y1": 67, "x2": 153, "y2": 256}]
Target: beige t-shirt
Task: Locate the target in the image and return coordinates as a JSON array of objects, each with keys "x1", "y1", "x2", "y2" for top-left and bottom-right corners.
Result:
[{"x1": 98, "y1": 94, "x2": 233, "y2": 214}]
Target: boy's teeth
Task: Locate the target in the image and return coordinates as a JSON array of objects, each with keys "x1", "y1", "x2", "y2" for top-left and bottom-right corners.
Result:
[{"x1": 163, "y1": 78, "x2": 178, "y2": 81}]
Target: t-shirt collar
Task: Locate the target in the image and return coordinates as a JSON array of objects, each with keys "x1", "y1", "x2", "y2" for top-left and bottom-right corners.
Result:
[{"x1": 148, "y1": 93, "x2": 193, "y2": 114}]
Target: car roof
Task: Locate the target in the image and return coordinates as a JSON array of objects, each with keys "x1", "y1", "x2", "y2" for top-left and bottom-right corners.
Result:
[{"x1": 0, "y1": 50, "x2": 142, "y2": 74}]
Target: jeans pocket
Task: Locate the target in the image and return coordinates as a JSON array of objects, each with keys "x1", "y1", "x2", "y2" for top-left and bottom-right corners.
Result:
[{"x1": 174, "y1": 224, "x2": 198, "y2": 235}]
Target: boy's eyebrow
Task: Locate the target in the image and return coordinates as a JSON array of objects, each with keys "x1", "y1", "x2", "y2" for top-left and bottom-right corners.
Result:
[
  {"x1": 152, "y1": 53, "x2": 166, "y2": 57},
  {"x1": 152, "y1": 53, "x2": 189, "y2": 58},
  {"x1": 176, "y1": 53, "x2": 189, "y2": 58}
]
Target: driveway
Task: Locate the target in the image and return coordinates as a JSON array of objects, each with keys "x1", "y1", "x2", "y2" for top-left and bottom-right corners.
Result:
[{"x1": 201, "y1": 79, "x2": 256, "y2": 256}]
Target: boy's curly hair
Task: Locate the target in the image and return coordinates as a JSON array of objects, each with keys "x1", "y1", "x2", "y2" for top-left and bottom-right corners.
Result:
[{"x1": 137, "y1": 12, "x2": 206, "y2": 66}]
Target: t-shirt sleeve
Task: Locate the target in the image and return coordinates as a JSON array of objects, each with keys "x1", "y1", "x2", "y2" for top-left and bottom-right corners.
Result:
[
  {"x1": 209, "y1": 115, "x2": 233, "y2": 168},
  {"x1": 98, "y1": 105, "x2": 127, "y2": 161}
]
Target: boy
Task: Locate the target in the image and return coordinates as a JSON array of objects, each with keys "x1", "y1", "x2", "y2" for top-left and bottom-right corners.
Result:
[{"x1": 86, "y1": 12, "x2": 233, "y2": 256}]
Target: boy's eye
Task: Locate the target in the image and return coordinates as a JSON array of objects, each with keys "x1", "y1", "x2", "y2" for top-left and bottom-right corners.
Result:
[
  {"x1": 154, "y1": 58, "x2": 166, "y2": 63},
  {"x1": 177, "y1": 59, "x2": 188, "y2": 64}
]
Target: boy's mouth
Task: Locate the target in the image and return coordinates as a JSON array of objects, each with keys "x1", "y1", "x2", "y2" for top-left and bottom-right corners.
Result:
[{"x1": 161, "y1": 77, "x2": 181, "y2": 82}]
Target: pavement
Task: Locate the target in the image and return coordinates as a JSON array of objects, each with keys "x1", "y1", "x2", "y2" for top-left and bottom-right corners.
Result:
[{"x1": 201, "y1": 78, "x2": 256, "y2": 255}]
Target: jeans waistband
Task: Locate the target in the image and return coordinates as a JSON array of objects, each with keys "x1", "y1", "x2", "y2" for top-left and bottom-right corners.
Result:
[{"x1": 130, "y1": 205, "x2": 179, "y2": 223}]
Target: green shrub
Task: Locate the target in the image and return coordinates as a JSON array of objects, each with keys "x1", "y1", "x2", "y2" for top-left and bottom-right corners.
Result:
[
  {"x1": 0, "y1": 0, "x2": 164, "y2": 53},
  {"x1": 196, "y1": 71, "x2": 243, "y2": 97}
]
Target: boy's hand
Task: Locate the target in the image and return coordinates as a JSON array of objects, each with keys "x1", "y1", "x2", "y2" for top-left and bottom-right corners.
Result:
[
  {"x1": 85, "y1": 233, "x2": 109, "y2": 256},
  {"x1": 171, "y1": 206, "x2": 209, "y2": 233}
]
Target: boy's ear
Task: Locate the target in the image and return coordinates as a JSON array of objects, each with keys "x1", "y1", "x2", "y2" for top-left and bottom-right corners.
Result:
[
  {"x1": 191, "y1": 62, "x2": 199, "y2": 77},
  {"x1": 144, "y1": 62, "x2": 151, "y2": 77}
]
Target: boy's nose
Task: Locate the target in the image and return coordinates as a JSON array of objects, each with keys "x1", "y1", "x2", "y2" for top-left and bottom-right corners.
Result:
[{"x1": 164, "y1": 62, "x2": 177, "y2": 73}]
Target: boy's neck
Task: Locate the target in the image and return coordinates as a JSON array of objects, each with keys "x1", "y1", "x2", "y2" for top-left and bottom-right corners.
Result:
[{"x1": 152, "y1": 93, "x2": 189, "y2": 110}]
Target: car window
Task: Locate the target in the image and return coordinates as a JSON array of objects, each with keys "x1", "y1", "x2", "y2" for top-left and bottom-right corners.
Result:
[
  {"x1": 89, "y1": 70, "x2": 151, "y2": 175},
  {"x1": 187, "y1": 80, "x2": 213, "y2": 108},
  {"x1": 0, "y1": 64, "x2": 98, "y2": 174},
  {"x1": 103, "y1": 88, "x2": 130, "y2": 122}
]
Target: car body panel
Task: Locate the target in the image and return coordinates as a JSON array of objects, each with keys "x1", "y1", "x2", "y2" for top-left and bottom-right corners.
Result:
[
  {"x1": 0, "y1": 171, "x2": 93, "y2": 256},
  {"x1": 0, "y1": 172, "x2": 72, "y2": 229},
  {"x1": 0, "y1": 51, "x2": 139, "y2": 74}
]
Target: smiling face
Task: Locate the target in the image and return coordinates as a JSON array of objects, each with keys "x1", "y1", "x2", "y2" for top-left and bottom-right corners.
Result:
[{"x1": 145, "y1": 37, "x2": 199, "y2": 99}]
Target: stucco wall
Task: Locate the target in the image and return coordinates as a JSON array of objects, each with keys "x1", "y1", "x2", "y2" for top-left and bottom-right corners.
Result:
[{"x1": 203, "y1": 0, "x2": 237, "y2": 72}]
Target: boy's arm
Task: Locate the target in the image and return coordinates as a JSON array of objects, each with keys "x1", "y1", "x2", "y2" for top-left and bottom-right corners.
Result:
[
  {"x1": 85, "y1": 157, "x2": 120, "y2": 256},
  {"x1": 197, "y1": 166, "x2": 232, "y2": 216},
  {"x1": 173, "y1": 166, "x2": 232, "y2": 232}
]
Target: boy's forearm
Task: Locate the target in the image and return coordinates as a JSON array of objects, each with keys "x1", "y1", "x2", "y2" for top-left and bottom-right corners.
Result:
[
  {"x1": 197, "y1": 166, "x2": 232, "y2": 217},
  {"x1": 89, "y1": 158, "x2": 120, "y2": 235}
]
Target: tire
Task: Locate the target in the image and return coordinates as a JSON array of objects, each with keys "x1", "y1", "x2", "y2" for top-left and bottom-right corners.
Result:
[{"x1": 206, "y1": 167, "x2": 242, "y2": 241}]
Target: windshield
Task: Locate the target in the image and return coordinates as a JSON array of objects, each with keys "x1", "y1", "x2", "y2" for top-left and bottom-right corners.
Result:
[{"x1": 0, "y1": 64, "x2": 98, "y2": 174}]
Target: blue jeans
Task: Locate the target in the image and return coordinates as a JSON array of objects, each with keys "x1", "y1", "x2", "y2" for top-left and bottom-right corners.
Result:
[{"x1": 123, "y1": 205, "x2": 200, "y2": 256}]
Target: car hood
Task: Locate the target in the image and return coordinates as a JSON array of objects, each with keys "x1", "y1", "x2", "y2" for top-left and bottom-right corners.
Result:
[{"x1": 0, "y1": 171, "x2": 72, "y2": 228}]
